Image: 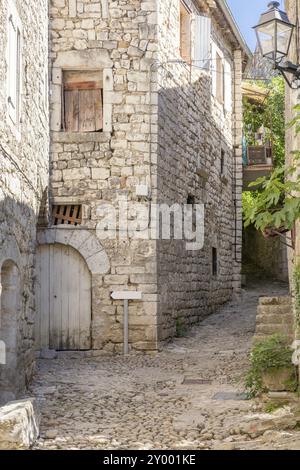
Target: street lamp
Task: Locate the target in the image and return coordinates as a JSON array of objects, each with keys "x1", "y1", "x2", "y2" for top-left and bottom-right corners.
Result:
[{"x1": 253, "y1": 1, "x2": 300, "y2": 88}]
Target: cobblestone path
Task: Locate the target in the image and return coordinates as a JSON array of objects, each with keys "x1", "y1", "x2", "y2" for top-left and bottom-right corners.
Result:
[{"x1": 30, "y1": 280, "x2": 300, "y2": 450}]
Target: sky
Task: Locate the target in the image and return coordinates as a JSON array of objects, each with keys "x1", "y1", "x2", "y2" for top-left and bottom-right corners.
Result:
[{"x1": 227, "y1": 0, "x2": 285, "y2": 51}]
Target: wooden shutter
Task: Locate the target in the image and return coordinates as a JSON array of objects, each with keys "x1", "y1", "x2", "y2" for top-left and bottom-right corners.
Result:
[
  {"x1": 180, "y1": 2, "x2": 191, "y2": 63},
  {"x1": 216, "y1": 52, "x2": 224, "y2": 104},
  {"x1": 211, "y1": 42, "x2": 217, "y2": 97},
  {"x1": 224, "y1": 59, "x2": 232, "y2": 112},
  {"x1": 194, "y1": 15, "x2": 211, "y2": 69},
  {"x1": 64, "y1": 89, "x2": 79, "y2": 132},
  {"x1": 63, "y1": 79, "x2": 103, "y2": 132},
  {"x1": 79, "y1": 88, "x2": 102, "y2": 132}
]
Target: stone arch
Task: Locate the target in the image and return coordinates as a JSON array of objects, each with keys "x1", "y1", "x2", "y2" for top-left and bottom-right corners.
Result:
[
  {"x1": 37, "y1": 228, "x2": 110, "y2": 275},
  {"x1": 0, "y1": 259, "x2": 21, "y2": 404},
  {"x1": 0, "y1": 237, "x2": 22, "y2": 274}
]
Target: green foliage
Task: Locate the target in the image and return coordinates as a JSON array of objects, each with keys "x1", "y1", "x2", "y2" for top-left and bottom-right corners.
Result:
[
  {"x1": 242, "y1": 191, "x2": 259, "y2": 220},
  {"x1": 243, "y1": 94, "x2": 300, "y2": 232},
  {"x1": 265, "y1": 401, "x2": 288, "y2": 413},
  {"x1": 243, "y1": 163, "x2": 300, "y2": 232},
  {"x1": 245, "y1": 334, "x2": 294, "y2": 398},
  {"x1": 243, "y1": 77, "x2": 285, "y2": 168},
  {"x1": 175, "y1": 317, "x2": 187, "y2": 338},
  {"x1": 242, "y1": 77, "x2": 292, "y2": 231},
  {"x1": 293, "y1": 265, "x2": 300, "y2": 328},
  {"x1": 243, "y1": 98, "x2": 264, "y2": 146},
  {"x1": 263, "y1": 77, "x2": 285, "y2": 168}
]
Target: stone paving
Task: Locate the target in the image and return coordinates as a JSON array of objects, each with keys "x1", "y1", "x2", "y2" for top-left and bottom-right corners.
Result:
[{"x1": 27, "y1": 280, "x2": 300, "y2": 450}]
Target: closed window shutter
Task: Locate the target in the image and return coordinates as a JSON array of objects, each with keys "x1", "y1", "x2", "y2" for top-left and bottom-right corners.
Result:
[
  {"x1": 64, "y1": 81, "x2": 103, "y2": 132},
  {"x1": 224, "y1": 60, "x2": 232, "y2": 112},
  {"x1": 194, "y1": 15, "x2": 211, "y2": 69},
  {"x1": 79, "y1": 88, "x2": 102, "y2": 132},
  {"x1": 216, "y1": 52, "x2": 224, "y2": 103},
  {"x1": 64, "y1": 89, "x2": 79, "y2": 132},
  {"x1": 211, "y1": 42, "x2": 217, "y2": 96},
  {"x1": 8, "y1": 15, "x2": 17, "y2": 123}
]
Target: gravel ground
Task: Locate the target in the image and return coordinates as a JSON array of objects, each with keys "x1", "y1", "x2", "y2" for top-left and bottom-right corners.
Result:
[{"x1": 28, "y1": 279, "x2": 300, "y2": 450}]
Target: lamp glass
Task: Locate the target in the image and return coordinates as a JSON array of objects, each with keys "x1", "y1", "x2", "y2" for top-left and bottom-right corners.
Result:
[
  {"x1": 276, "y1": 21, "x2": 293, "y2": 56},
  {"x1": 256, "y1": 21, "x2": 276, "y2": 61}
]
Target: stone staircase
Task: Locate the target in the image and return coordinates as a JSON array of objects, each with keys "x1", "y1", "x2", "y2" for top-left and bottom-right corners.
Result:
[{"x1": 254, "y1": 296, "x2": 295, "y2": 344}]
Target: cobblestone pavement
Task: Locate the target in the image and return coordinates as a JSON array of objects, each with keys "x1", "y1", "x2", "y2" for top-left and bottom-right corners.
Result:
[{"x1": 29, "y1": 280, "x2": 300, "y2": 450}]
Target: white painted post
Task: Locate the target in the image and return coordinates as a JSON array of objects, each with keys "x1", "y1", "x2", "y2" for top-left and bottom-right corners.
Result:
[
  {"x1": 123, "y1": 299, "x2": 129, "y2": 355},
  {"x1": 111, "y1": 291, "x2": 142, "y2": 355}
]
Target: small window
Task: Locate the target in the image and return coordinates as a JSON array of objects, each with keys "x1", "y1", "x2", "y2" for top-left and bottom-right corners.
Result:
[
  {"x1": 212, "y1": 247, "x2": 218, "y2": 277},
  {"x1": 187, "y1": 194, "x2": 195, "y2": 205},
  {"x1": 63, "y1": 71, "x2": 103, "y2": 132},
  {"x1": 216, "y1": 52, "x2": 224, "y2": 104},
  {"x1": 8, "y1": 12, "x2": 21, "y2": 126},
  {"x1": 180, "y1": 1, "x2": 191, "y2": 63},
  {"x1": 221, "y1": 149, "x2": 225, "y2": 175},
  {"x1": 52, "y1": 205, "x2": 82, "y2": 226}
]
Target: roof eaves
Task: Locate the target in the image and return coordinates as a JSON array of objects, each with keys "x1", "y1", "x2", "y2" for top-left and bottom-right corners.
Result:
[{"x1": 215, "y1": 0, "x2": 252, "y2": 61}]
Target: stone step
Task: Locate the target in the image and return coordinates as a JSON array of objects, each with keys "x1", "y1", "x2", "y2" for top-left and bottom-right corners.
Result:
[
  {"x1": 255, "y1": 324, "x2": 294, "y2": 336},
  {"x1": 257, "y1": 305, "x2": 293, "y2": 316},
  {"x1": 256, "y1": 314, "x2": 294, "y2": 325},
  {"x1": 259, "y1": 296, "x2": 292, "y2": 306}
]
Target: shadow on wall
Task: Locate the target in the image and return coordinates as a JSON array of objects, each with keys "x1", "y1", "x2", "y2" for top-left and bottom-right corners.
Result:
[
  {"x1": 0, "y1": 195, "x2": 43, "y2": 406},
  {"x1": 0, "y1": 260, "x2": 21, "y2": 405},
  {"x1": 156, "y1": 65, "x2": 236, "y2": 340},
  {"x1": 242, "y1": 225, "x2": 289, "y2": 284}
]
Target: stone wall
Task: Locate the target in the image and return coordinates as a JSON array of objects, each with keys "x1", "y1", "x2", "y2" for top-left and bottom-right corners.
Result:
[
  {"x1": 285, "y1": 0, "x2": 300, "y2": 272},
  {"x1": 254, "y1": 296, "x2": 294, "y2": 344},
  {"x1": 48, "y1": 0, "x2": 246, "y2": 350},
  {"x1": 243, "y1": 226, "x2": 289, "y2": 282},
  {"x1": 285, "y1": 0, "x2": 300, "y2": 346},
  {"x1": 155, "y1": 0, "x2": 244, "y2": 340},
  {"x1": 49, "y1": 0, "x2": 159, "y2": 352},
  {"x1": 0, "y1": 0, "x2": 49, "y2": 402}
]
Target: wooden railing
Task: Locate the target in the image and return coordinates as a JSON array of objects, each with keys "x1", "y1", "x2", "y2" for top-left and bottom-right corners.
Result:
[{"x1": 247, "y1": 146, "x2": 272, "y2": 166}]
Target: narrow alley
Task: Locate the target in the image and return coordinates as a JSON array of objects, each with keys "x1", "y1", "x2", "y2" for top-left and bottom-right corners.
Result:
[{"x1": 28, "y1": 279, "x2": 300, "y2": 451}]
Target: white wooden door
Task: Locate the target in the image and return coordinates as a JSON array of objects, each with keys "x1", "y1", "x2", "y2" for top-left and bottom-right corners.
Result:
[{"x1": 36, "y1": 244, "x2": 92, "y2": 350}]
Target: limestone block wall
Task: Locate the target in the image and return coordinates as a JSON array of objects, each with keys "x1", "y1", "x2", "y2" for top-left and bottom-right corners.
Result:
[
  {"x1": 243, "y1": 226, "x2": 289, "y2": 282},
  {"x1": 48, "y1": 0, "x2": 245, "y2": 350},
  {"x1": 49, "y1": 0, "x2": 159, "y2": 352},
  {"x1": 0, "y1": 0, "x2": 49, "y2": 399},
  {"x1": 285, "y1": 0, "x2": 300, "y2": 285},
  {"x1": 155, "y1": 0, "x2": 243, "y2": 340},
  {"x1": 254, "y1": 297, "x2": 294, "y2": 344}
]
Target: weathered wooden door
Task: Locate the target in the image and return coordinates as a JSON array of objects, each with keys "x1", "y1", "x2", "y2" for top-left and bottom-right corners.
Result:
[{"x1": 36, "y1": 244, "x2": 92, "y2": 350}]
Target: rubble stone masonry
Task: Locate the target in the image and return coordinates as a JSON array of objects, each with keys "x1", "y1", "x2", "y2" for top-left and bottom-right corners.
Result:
[
  {"x1": 48, "y1": 0, "x2": 245, "y2": 351},
  {"x1": 156, "y1": 0, "x2": 244, "y2": 340},
  {"x1": 0, "y1": 0, "x2": 49, "y2": 401},
  {"x1": 49, "y1": 0, "x2": 159, "y2": 352}
]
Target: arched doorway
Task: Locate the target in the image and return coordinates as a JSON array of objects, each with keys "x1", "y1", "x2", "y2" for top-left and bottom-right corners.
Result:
[
  {"x1": 0, "y1": 260, "x2": 21, "y2": 403},
  {"x1": 36, "y1": 243, "x2": 92, "y2": 350}
]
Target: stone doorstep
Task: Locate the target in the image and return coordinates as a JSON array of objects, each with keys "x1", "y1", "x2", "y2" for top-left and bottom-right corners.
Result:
[
  {"x1": 212, "y1": 392, "x2": 248, "y2": 401},
  {"x1": 0, "y1": 398, "x2": 40, "y2": 450},
  {"x1": 182, "y1": 377, "x2": 212, "y2": 385}
]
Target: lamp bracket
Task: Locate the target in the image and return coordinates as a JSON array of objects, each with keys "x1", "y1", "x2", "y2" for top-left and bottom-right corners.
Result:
[{"x1": 276, "y1": 60, "x2": 300, "y2": 88}]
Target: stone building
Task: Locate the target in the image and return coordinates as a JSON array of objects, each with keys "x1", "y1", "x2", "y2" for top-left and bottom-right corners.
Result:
[
  {"x1": 0, "y1": 0, "x2": 250, "y2": 401},
  {"x1": 285, "y1": 0, "x2": 300, "y2": 275},
  {"x1": 41, "y1": 0, "x2": 250, "y2": 353},
  {"x1": 285, "y1": 0, "x2": 300, "y2": 345},
  {"x1": 0, "y1": 0, "x2": 49, "y2": 403}
]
